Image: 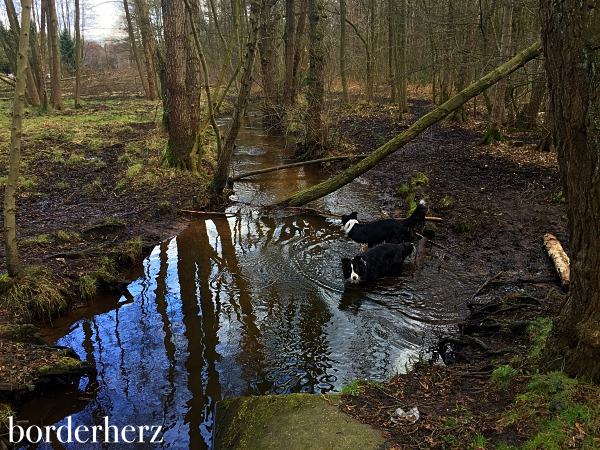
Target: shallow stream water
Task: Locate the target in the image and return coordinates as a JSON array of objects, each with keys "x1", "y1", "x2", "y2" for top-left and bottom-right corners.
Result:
[{"x1": 18, "y1": 118, "x2": 476, "y2": 449}]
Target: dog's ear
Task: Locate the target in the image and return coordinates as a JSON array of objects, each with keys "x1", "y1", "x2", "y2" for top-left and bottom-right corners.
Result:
[
  {"x1": 341, "y1": 257, "x2": 350, "y2": 266},
  {"x1": 350, "y1": 212, "x2": 358, "y2": 220}
]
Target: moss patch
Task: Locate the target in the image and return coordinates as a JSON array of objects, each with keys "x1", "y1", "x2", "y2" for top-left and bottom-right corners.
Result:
[{"x1": 214, "y1": 394, "x2": 389, "y2": 450}]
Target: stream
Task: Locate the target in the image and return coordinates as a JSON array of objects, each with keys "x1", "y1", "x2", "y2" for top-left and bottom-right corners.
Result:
[{"x1": 18, "y1": 117, "x2": 476, "y2": 449}]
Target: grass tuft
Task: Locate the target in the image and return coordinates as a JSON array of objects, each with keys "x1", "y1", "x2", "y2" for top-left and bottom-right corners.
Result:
[
  {"x1": 0, "y1": 268, "x2": 68, "y2": 322},
  {"x1": 78, "y1": 274, "x2": 97, "y2": 300}
]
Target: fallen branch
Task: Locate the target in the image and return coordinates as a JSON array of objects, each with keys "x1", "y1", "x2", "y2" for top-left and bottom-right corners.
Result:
[
  {"x1": 470, "y1": 271, "x2": 503, "y2": 302},
  {"x1": 230, "y1": 154, "x2": 368, "y2": 181},
  {"x1": 424, "y1": 216, "x2": 443, "y2": 222},
  {"x1": 543, "y1": 233, "x2": 570, "y2": 286},
  {"x1": 180, "y1": 209, "x2": 236, "y2": 216}
]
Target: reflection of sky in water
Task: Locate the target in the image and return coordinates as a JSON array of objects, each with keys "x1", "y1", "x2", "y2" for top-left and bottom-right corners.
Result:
[{"x1": 24, "y1": 213, "x2": 473, "y2": 449}]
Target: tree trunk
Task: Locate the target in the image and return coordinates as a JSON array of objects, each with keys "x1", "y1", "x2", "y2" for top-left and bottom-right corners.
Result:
[
  {"x1": 290, "y1": 0, "x2": 308, "y2": 106},
  {"x1": 259, "y1": 0, "x2": 281, "y2": 128},
  {"x1": 540, "y1": 0, "x2": 600, "y2": 382},
  {"x1": 283, "y1": 0, "x2": 295, "y2": 106},
  {"x1": 133, "y1": 0, "x2": 158, "y2": 101},
  {"x1": 210, "y1": 0, "x2": 264, "y2": 196},
  {"x1": 517, "y1": 66, "x2": 546, "y2": 130},
  {"x1": 39, "y1": 0, "x2": 48, "y2": 109},
  {"x1": 4, "y1": 0, "x2": 40, "y2": 105},
  {"x1": 182, "y1": 0, "x2": 223, "y2": 175},
  {"x1": 4, "y1": 0, "x2": 33, "y2": 277},
  {"x1": 279, "y1": 40, "x2": 542, "y2": 207},
  {"x1": 480, "y1": 0, "x2": 513, "y2": 144},
  {"x1": 302, "y1": 0, "x2": 326, "y2": 158},
  {"x1": 74, "y1": 0, "x2": 81, "y2": 107},
  {"x1": 46, "y1": 0, "x2": 62, "y2": 109},
  {"x1": 396, "y1": 0, "x2": 408, "y2": 114},
  {"x1": 387, "y1": 0, "x2": 395, "y2": 104},
  {"x1": 340, "y1": 0, "x2": 349, "y2": 103},
  {"x1": 185, "y1": 0, "x2": 202, "y2": 136},
  {"x1": 123, "y1": 0, "x2": 149, "y2": 98},
  {"x1": 161, "y1": 0, "x2": 193, "y2": 167}
]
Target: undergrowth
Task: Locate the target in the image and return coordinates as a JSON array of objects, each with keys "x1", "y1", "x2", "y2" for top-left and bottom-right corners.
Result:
[{"x1": 0, "y1": 268, "x2": 67, "y2": 322}]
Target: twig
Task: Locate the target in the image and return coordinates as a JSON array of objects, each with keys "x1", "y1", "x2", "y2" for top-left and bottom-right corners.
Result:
[
  {"x1": 230, "y1": 154, "x2": 368, "y2": 181},
  {"x1": 470, "y1": 271, "x2": 503, "y2": 302},
  {"x1": 180, "y1": 209, "x2": 236, "y2": 216}
]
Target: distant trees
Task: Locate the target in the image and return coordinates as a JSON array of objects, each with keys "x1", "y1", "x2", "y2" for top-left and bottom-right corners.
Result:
[
  {"x1": 0, "y1": 0, "x2": 550, "y2": 197},
  {"x1": 59, "y1": 27, "x2": 74, "y2": 71}
]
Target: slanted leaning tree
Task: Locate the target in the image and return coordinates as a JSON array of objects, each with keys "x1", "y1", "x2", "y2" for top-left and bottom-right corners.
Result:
[
  {"x1": 539, "y1": 0, "x2": 600, "y2": 381},
  {"x1": 4, "y1": 0, "x2": 33, "y2": 277}
]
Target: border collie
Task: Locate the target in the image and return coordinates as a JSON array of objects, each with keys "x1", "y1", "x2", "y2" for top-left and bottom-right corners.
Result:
[
  {"x1": 342, "y1": 243, "x2": 413, "y2": 284},
  {"x1": 341, "y1": 200, "x2": 427, "y2": 248}
]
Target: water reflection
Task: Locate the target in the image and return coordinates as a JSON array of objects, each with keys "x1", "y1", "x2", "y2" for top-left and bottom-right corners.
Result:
[
  {"x1": 20, "y1": 118, "x2": 475, "y2": 449},
  {"x1": 22, "y1": 213, "x2": 474, "y2": 449}
]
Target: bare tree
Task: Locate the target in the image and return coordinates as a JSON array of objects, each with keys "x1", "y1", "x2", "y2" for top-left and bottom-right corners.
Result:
[
  {"x1": 74, "y1": 0, "x2": 81, "y2": 107},
  {"x1": 283, "y1": 0, "x2": 296, "y2": 106},
  {"x1": 480, "y1": 0, "x2": 514, "y2": 144},
  {"x1": 540, "y1": 0, "x2": 600, "y2": 381},
  {"x1": 340, "y1": 0, "x2": 349, "y2": 103},
  {"x1": 46, "y1": 0, "x2": 63, "y2": 109},
  {"x1": 4, "y1": 0, "x2": 41, "y2": 105},
  {"x1": 302, "y1": 0, "x2": 326, "y2": 158},
  {"x1": 161, "y1": 0, "x2": 193, "y2": 167},
  {"x1": 210, "y1": 0, "x2": 265, "y2": 195},
  {"x1": 4, "y1": 0, "x2": 33, "y2": 277},
  {"x1": 133, "y1": 0, "x2": 158, "y2": 100},
  {"x1": 123, "y1": 0, "x2": 150, "y2": 98}
]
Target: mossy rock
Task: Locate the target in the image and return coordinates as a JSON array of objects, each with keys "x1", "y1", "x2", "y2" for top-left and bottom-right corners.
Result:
[{"x1": 214, "y1": 394, "x2": 389, "y2": 450}]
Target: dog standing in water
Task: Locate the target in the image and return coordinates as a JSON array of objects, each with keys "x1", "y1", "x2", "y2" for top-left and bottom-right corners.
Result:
[
  {"x1": 341, "y1": 243, "x2": 414, "y2": 284},
  {"x1": 341, "y1": 200, "x2": 427, "y2": 248}
]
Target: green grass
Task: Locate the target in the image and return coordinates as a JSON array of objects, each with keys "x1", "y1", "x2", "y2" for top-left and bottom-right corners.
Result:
[
  {"x1": 396, "y1": 172, "x2": 430, "y2": 215},
  {"x1": 66, "y1": 153, "x2": 86, "y2": 165},
  {"x1": 78, "y1": 274, "x2": 97, "y2": 300},
  {"x1": 491, "y1": 365, "x2": 518, "y2": 388},
  {"x1": 528, "y1": 317, "x2": 553, "y2": 360},
  {"x1": 55, "y1": 181, "x2": 70, "y2": 189},
  {"x1": 500, "y1": 372, "x2": 600, "y2": 449},
  {"x1": 20, "y1": 234, "x2": 52, "y2": 247},
  {"x1": 55, "y1": 230, "x2": 81, "y2": 241},
  {"x1": 126, "y1": 163, "x2": 144, "y2": 178},
  {"x1": 0, "y1": 268, "x2": 68, "y2": 322},
  {"x1": 341, "y1": 380, "x2": 362, "y2": 397}
]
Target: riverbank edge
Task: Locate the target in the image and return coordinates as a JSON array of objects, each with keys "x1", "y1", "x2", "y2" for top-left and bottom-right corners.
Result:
[{"x1": 213, "y1": 393, "x2": 390, "y2": 450}]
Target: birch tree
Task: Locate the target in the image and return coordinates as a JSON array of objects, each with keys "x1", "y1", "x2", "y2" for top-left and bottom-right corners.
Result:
[{"x1": 4, "y1": 0, "x2": 33, "y2": 277}]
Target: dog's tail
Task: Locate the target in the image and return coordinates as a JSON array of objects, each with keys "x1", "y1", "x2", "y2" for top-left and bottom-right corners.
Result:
[{"x1": 400, "y1": 199, "x2": 427, "y2": 228}]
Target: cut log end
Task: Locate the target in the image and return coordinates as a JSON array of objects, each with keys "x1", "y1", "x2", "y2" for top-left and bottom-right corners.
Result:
[{"x1": 543, "y1": 233, "x2": 570, "y2": 286}]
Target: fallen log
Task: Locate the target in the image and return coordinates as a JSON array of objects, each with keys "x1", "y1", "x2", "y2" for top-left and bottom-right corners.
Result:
[
  {"x1": 543, "y1": 233, "x2": 570, "y2": 285},
  {"x1": 230, "y1": 154, "x2": 368, "y2": 181}
]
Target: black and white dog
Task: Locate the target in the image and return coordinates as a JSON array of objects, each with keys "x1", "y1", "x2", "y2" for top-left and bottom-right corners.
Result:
[
  {"x1": 341, "y1": 200, "x2": 427, "y2": 248},
  {"x1": 342, "y1": 243, "x2": 413, "y2": 284}
]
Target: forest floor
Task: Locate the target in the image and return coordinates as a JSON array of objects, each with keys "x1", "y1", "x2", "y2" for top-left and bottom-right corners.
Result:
[{"x1": 0, "y1": 97, "x2": 598, "y2": 448}]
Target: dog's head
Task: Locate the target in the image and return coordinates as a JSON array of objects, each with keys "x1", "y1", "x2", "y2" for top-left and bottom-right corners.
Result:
[
  {"x1": 342, "y1": 256, "x2": 367, "y2": 284},
  {"x1": 341, "y1": 212, "x2": 358, "y2": 226}
]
